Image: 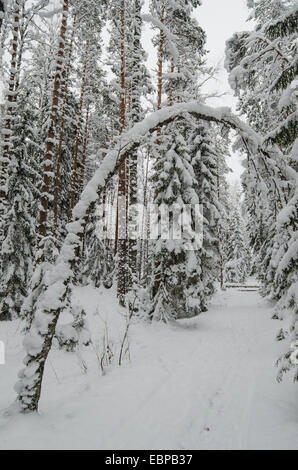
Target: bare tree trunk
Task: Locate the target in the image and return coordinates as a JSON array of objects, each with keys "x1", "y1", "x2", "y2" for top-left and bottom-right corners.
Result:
[
  {"x1": 39, "y1": 0, "x2": 69, "y2": 239},
  {"x1": 69, "y1": 40, "x2": 89, "y2": 220},
  {"x1": 53, "y1": 15, "x2": 76, "y2": 232}
]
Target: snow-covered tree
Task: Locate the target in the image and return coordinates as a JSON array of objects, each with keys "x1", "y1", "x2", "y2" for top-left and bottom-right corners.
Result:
[
  {"x1": 226, "y1": 0, "x2": 298, "y2": 380},
  {"x1": 189, "y1": 122, "x2": 221, "y2": 305},
  {"x1": 149, "y1": 126, "x2": 203, "y2": 321},
  {"x1": 0, "y1": 154, "x2": 36, "y2": 320},
  {"x1": 223, "y1": 190, "x2": 250, "y2": 284}
]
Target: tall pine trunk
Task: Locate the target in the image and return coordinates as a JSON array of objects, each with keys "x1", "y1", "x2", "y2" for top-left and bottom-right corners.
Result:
[
  {"x1": 156, "y1": 0, "x2": 165, "y2": 141},
  {"x1": 39, "y1": 0, "x2": 69, "y2": 240},
  {"x1": 151, "y1": 0, "x2": 165, "y2": 297},
  {"x1": 116, "y1": 0, "x2": 128, "y2": 305},
  {"x1": 79, "y1": 103, "x2": 90, "y2": 193},
  {"x1": 69, "y1": 40, "x2": 89, "y2": 220},
  {"x1": 127, "y1": 0, "x2": 142, "y2": 290},
  {"x1": 54, "y1": 16, "x2": 76, "y2": 232},
  {"x1": 157, "y1": 1, "x2": 165, "y2": 111}
]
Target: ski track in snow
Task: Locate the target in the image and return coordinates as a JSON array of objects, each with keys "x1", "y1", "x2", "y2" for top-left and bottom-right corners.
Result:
[{"x1": 0, "y1": 284, "x2": 297, "y2": 450}]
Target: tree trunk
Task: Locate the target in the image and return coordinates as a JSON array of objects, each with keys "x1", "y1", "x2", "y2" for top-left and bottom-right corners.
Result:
[
  {"x1": 156, "y1": 0, "x2": 165, "y2": 140},
  {"x1": 169, "y1": 61, "x2": 174, "y2": 106},
  {"x1": 157, "y1": 1, "x2": 165, "y2": 111},
  {"x1": 69, "y1": 40, "x2": 89, "y2": 220},
  {"x1": 116, "y1": 0, "x2": 128, "y2": 305},
  {"x1": 127, "y1": 0, "x2": 142, "y2": 290},
  {"x1": 38, "y1": 0, "x2": 69, "y2": 239},
  {"x1": 54, "y1": 15, "x2": 76, "y2": 232},
  {"x1": 79, "y1": 103, "x2": 90, "y2": 193},
  {"x1": 14, "y1": 0, "x2": 26, "y2": 92}
]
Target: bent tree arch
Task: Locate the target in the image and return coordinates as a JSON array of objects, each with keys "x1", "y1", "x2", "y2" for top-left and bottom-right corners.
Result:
[{"x1": 15, "y1": 100, "x2": 282, "y2": 413}]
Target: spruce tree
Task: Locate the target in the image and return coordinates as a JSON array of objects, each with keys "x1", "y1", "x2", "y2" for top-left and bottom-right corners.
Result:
[
  {"x1": 226, "y1": 0, "x2": 298, "y2": 379},
  {"x1": 189, "y1": 122, "x2": 221, "y2": 307},
  {"x1": 149, "y1": 126, "x2": 202, "y2": 321}
]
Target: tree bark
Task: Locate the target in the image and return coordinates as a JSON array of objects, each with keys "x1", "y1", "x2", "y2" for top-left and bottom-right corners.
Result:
[
  {"x1": 127, "y1": 0, "x2": 142, "y2": 290},
  {"x1": 79, "y1": 103, "x2": 90, "y2": 193},
  {"x1": 116, "y1": 0, "x2": 128, "y2": 305},
  {"x1": 54, "y1": 15, "x2": 76, "y2": 232},
  {"x1": 156, "y1": 0, "x2": 165, "y2": 139},
  {"x1": 169, "y1": 61, "x2": 174, "y2": 106},
  {"x1": 38, "y1": 0, "x2": 69, "y2": 239},
  {"x1": 69, "y1": 40, "x2": 89, "y2": 220}
]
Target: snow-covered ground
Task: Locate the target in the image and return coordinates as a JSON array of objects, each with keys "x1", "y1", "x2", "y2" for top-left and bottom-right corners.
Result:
[{"x1": 0, "y1": 284, "x2": 297, "y2": 450}]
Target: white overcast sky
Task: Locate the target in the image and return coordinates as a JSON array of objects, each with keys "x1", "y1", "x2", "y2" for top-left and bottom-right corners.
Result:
[
  {"x1": 141, "y1": 0, "x2": 253, "y2": 183},
  {"x1": 198, "y1": 0, "x2": 251, "y2": 110},
  {"x1": 198, "y1": 0, "x2": 252, "y2": 183}
]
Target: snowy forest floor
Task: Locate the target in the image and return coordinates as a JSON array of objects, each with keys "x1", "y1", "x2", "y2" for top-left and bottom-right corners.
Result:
[{"x1": 0, "y1": 282, "x2": 298, "y2": 450}]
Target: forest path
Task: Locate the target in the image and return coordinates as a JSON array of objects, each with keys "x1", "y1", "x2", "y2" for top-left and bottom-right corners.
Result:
[
  {"x1": 0, "y1": 284, "x2": 298, "y2": 449},
  {"x1": 100, "y1": 286, "x2": 298, "y2": 450}
]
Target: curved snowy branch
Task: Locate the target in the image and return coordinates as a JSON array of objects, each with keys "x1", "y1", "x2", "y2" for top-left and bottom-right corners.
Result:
[{"x1": 14, "y1": 100, "x2": 274, "y2": 413}]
